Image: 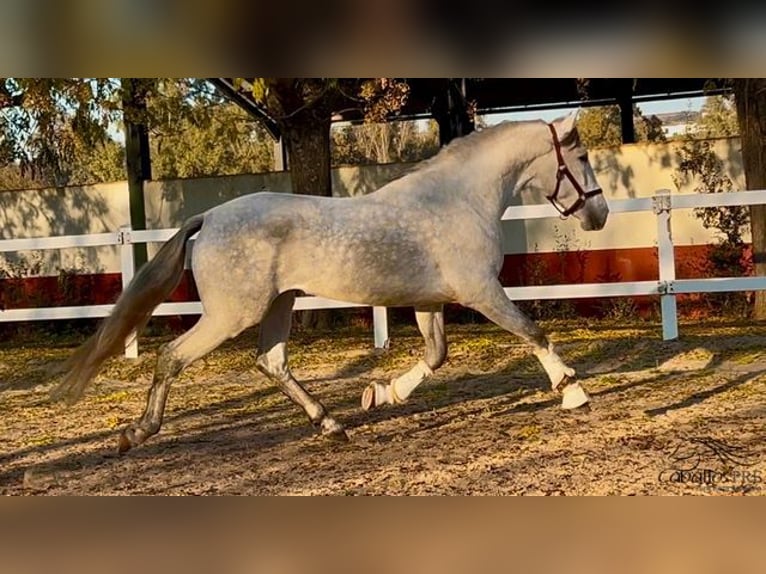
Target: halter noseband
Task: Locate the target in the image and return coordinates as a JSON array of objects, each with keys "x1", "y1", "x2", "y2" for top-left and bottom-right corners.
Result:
[{"x1": 546, "y1": 123, "x2": 603, "y2": 217}]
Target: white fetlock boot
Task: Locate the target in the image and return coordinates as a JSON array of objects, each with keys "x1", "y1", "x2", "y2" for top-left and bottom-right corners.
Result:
[
  {"x1": 534, "y1": 343, "x2": 576, "y2": 391},
  {"x1": 361, "y1": 382, "x2": 397, "y2": 411},
  {"x1": 361, "y1": 360, "x2": 432, "y2": 410}
]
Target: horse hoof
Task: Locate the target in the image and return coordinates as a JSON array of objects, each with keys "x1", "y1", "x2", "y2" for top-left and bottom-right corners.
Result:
[
  {"x1": 118, "y1": 426, "x2": 152, "y2": 453},
  {"x1": 361, "y1": 384, "x2": 376, "y2": 411},
  {"x1": 561, "y1": 381, "x2": 590, "y2": 410},
  {"x1": 117, "y1": 431, "x2": 134, "y2": 454},
  {"x1": 325, "y1": 428, "x2": 350, "y2": 443},
  {"x1": 319, "y1": 416, "x2": 348, "y2": 442}
]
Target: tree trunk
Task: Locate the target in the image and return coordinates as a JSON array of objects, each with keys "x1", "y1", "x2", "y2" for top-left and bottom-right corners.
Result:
[
  {"x1": 281, "y1": 111, "x2": 333, "y2": 330},
  {"x1": 734, "y1": 79, "x2": 766, "y2": 319},
  {"x1": 281, "y1": 112, "x2": 331, "y2": 197}
]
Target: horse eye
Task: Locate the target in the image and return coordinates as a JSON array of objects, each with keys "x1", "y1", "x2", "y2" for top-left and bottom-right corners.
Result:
[{"x1": 578, "y1": 153, "x2": 589, "y2": 162}]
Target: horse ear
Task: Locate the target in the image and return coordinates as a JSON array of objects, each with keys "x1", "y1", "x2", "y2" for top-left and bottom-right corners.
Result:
[{"x1": 552, "y1": 110, "x2": 580, "y2": 143}]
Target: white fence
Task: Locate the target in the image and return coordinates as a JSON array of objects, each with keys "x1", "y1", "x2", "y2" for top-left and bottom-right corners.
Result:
[
  {"x1": 2, "y1": 189, "x2": 766, "y2": 357},
  {"x1": 502, "y1": 188, "x2": 766, "y2": 340}
]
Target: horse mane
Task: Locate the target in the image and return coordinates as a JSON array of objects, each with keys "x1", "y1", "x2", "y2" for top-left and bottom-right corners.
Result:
[
  {"x1": 379, "y1": 116, "x2": 580, "y2": 194},
  {"x1": 410, "y1": 119, "x2": 540, "y2": 175}
]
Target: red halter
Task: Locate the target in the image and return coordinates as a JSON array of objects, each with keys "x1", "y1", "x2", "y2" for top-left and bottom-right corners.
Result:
[{"x1": 546, "y1": 123, "x2": 603, "y2": 217}]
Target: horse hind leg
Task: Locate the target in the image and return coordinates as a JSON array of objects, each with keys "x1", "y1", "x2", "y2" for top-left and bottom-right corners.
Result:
[
  {"x1": 362, "y1": 306, "x2": 447, "y2": 410},
  {"x1": 118, "y1": 314, "x2": 247, "y2": 453},
  {"x1": 462, "y1": 280, "x2": 589, "y2": 410},
  {"x1": 256, "y1": 291, "x2": 347, "y2": 441}
]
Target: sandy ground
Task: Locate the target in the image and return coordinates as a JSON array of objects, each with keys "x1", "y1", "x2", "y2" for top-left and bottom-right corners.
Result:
[{"x1": 1, "y1": 319, "x2": 764, "y2": 495}]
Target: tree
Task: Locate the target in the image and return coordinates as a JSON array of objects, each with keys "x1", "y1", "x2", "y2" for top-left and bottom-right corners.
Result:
[
  {"x1": 734, "y1": 79, "x2": 766, "y2": 319},
  {"x1": 634, "y1": 110, "x2": 666, "y2": 143},
  {"x1": 0, "y1": 165, "x2": 37, "y2": 190},
  {"x1": 0, "y1": 77, "x2": 289, "y2": 274},
  {"x1": 576, "y1": 105, "x2": 623, "y2": 147},
  {"x1": 1, "y1": 78, "x2": 279, "y2": 188},
  {"x1": 147, "y1": 80, "x2": 274, "y2": 179},
  {"x1": 696, "y1": 95, "x2": 739, "y2": 138},
  {"x1": 331, "y1": 119, "x2": 439, "y2": 167},
  {"x1": 672, "y1": 91, "x2": 758, "y2": 316},
  {"x1": 678, "y1": 94, "x2": 744, "y2": 249},
  {"x1": 576, "y1": 104, "x2": 666, "y2": 148},
  {"x1": 241, "y1": 78, "x2": 410, "y2": 197},
  {"x1": 0, "y1": 78, "x2": 123, "y2": 188},
  {"x1": 674, "y1": 139, "x2": 748, "y2": 246},
  {"x1": 68, "y1": 137, "x2": 125, "y2": 185}
]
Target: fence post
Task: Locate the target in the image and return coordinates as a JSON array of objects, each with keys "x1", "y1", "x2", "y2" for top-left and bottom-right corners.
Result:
[
  {"x1": 654, "y1": 189, "x2": 678, "y2": 340},
  {"x1": 119, "y1": 226, "x2": 139, "y2": 358},
  {"x1": 372, "y1": 306, "x2": 389, "y2": 349}
]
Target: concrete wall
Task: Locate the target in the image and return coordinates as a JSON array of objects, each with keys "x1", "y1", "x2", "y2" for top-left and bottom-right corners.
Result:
[
  {"x1": 0, "y1": 181, "x2": 129, "y2": 277},
  {"x1": 0, "y1": 137, "x2": 745, "y2": 277},
  {"x1": 144, "y1": 162, "x2": 415, "y2": 229}
]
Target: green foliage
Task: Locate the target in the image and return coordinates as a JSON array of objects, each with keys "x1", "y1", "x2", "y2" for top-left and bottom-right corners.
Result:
[
  {"x1": 147, "y1": 81, "x2": 274, "y2": 179},
  {"x1": 673, "y1": 138, "x2": 748, "y2": 245},
  {"x1": 693, "y1": 95, "x2": 739, "y2": 138},
  {"x1": 0, "y1": 165, "x2": 38, "y2": 191},
  {"x1": 0, "y1": 78, "x2": 278, "y2": 188},
  {"x1": 576, "y1": 105, "x2": 666, "y2": 148},
  {"x1": 634, "y1": 110, "x2": 666, "y2": 143},
  {"x1": 576, "y1": 105, "x2": 623, "y2": 147},
  {"x1": 0, "y1": 78, "x2": 122, "y2": 187},
  {"x1": 673, "y1": 108, "x2": 751, "y2": 316},
  {"x1": 331, "y1": 119, "x2": 439, "y2": 166},
  {"x1": 242, "y1": 78, "x2": 410, "y2": 125},
  {"x1": 69, "y1": 137, "x2": 126, "y2": 185}
]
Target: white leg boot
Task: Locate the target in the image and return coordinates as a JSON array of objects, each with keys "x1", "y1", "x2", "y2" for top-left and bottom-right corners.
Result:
[
  {"x1": 534, "y1": 343, "x2": 590, "y2": 410},
  {"x1": 361, "y1": 360, "x2": 433, "y2": 410},
  {"x1": 534, "y1": 343, "x2": 575, "y2": 390}
]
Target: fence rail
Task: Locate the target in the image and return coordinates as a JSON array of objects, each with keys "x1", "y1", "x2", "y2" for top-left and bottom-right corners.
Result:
[{"x1": 2, "y1": 188, "x2": 766, "y2": 356}]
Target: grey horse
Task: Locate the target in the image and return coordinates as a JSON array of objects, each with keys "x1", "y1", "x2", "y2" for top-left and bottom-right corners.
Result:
[{"x1": 52, "y1": 112, "x2": 609, "y2": 452}]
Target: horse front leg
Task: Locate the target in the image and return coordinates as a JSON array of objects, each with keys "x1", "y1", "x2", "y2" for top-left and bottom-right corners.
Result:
[
  {"x1": 461, "y1": 281, "x2": 590, "y2": 410},
  {"x1": 362, "y1": 306, "x2": 447, "y2": 410}
]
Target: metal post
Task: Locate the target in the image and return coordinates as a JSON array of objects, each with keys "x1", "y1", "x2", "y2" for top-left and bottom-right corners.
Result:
[
  {"x1": 654, "y1": 189, "x2": 678, "y2": 340},
  {"x1": 119, "y1": 226, "x2": 139, "y2": 358},
  {"x1": 372, "y1": 306, "x2": 389, "y2": 350},
  {"x1": 273, "y1": 137, "x2": 286, "y2": 171},
  {"x1": 122, "y1": 79, "x2": 151, "y2": 270}
]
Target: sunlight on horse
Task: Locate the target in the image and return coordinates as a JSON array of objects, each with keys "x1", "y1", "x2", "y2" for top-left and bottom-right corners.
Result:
[{"x1": 51, "y1": 112, "x2": 609, "y2": 452}]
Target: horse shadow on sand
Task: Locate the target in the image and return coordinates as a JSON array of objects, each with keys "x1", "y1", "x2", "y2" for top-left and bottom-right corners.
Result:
[
  {"x1": 283, "y1": 322, "x2": 764, "y2": 432},
  {"x1": 2, "y1": 323, "x2": 763, "y2": 491}
]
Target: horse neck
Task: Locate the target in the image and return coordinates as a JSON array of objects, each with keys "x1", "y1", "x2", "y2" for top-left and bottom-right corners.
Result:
[{"x1": 415, "y1": 122, "x2": 545, "y2": 221}]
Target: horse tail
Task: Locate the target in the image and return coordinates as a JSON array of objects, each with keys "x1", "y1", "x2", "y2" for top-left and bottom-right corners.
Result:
[{"x1": 51, "y1": 214, "x2": 206, "y2": 404}]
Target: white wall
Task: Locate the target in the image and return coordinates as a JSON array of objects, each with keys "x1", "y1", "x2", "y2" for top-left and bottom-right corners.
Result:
[
  {"x1": 0, "y1": 137, "x2": 745, "y2": 277},
  {"x1": 0, "y1": 181, "x2": 129, "y2": 276},
  {"x1": 500, "y1": 137, "x2": 745, "y2": 254}
]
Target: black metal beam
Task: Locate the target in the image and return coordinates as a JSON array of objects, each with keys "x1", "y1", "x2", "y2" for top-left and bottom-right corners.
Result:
[
  {"x1": 615, "y1": 79, "x2": 636, "y2": 144},
  {"x1": 122, "y1": 78, "x2": 151, "y2": 268},
  {"x1": 208, "y1": 78, "x2": 281, "y2": 141},
  {"x1": 212, "y1": 78, "x2": 733, "y2": 128},
  {"x1": 431, "y1": 78, "x2": 475, "y2": 146}
]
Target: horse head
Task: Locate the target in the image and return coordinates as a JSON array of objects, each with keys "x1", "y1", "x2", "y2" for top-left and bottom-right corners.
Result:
[{"x1": 532, "y1": 112, "x2": 610, "y2": 231}]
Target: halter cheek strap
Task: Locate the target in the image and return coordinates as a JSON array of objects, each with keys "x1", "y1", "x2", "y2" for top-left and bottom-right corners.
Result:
[{"x1": 546, "y1": 123, "x2": 603, "y2": 217}]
